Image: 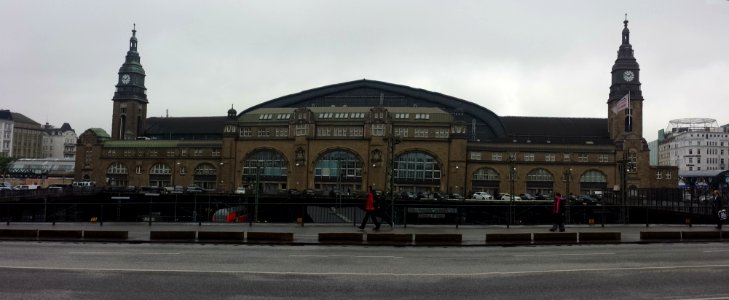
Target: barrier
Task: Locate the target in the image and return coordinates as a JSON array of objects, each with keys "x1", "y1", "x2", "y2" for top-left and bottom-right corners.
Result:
[
  {"x1": 414, "y1": 234, "x2": 462, "y2": 245},
  {"x1": 39, "y1": 230, "x2": 83, "y2": 239},
  {"x1": 83, "y1": 230, "x2": 129, "y2": 240},
  {"x1": 681, "y1": 231, "x2": 720, "y2": 240},
  {"x1": 246, "y1": 232, "x2": 293, "y2": 242},
  {"x1": 197, "y1": 231, "x2": 245, "y2": 241},
  {"x1": 639, "y1": 231, "x2": 681, "y2": 241},
  {"x1": 486, "y1": 233, "x2": 531, "y2": 244},
  {"x1": 150, "y1": 231, "x2": 196, "y2": 241},
  {"x1": 578, "y1": 232, "x2": 621, "y2": 242},
  {"x1": 0, "y1": 229, "x2": 38, "y2": 238},
  {"x1": 366, "y1": 233, "x2": 413, "y2": 245},
  {"x1": 533, "y1": 232, "x2": 577, "y2": 243},
  {"x1": 318, "y1": 233, "x2": 364, "y2": 243}
]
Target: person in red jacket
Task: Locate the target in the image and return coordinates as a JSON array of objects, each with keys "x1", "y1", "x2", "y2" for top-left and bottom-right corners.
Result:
[
  {"x1": 549, "y1": 192, "x2": 565, "y2": 232},
  {"x1": 359, "y1": 186, "x2": 381, "y2": 231}
]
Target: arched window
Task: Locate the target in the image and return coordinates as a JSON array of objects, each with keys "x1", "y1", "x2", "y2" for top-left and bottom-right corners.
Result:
[
  {"x1": 106, "y1": 163, "x2": 128, "y2": 188},
  {"x1": 149, "y1": 163, "x2": 171, "y2": 187},
  {"x1": 107, "y1": 163, "x2": 128, "y2": 174},
  {"x1": 526, "y1": 168, "x2": 554, "y2": 196},
  {"x1": 394, "y1": 151, "x2": 441, "y2": 193},
  {"x1": 314, "y1": 150, "x2": 362, "y2": 193},
  {"x1": 472, "y1": 168, "x2": 499, "y2": 181},
  {"x1": 471, "y1": 167, "x2": 499, "y2": 194},
  {"x1": 579, "y1": 170, "x2": 608, "y2": 194},
  {"x1": 193, "y1": 163, "x2": 217, "y2": 190},
  {"x1": 242, "y1": 149, "x2": 288, "y2": 194}
]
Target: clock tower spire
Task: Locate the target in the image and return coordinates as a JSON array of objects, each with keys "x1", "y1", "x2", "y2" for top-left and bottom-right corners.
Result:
[
  {"x1": 111, "y1": 24, "x2": 148, "y2": 140},
  {"x1": 608, "y1": 16, "x2": 644, "y2": 140}
]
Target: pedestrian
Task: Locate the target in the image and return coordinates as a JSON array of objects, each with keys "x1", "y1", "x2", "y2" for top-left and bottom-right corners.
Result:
[
  {"x1": 549, "y1": 192, "x2": 565, "y2": 232},
  {"x1": 712, "y1": 189, "x2": 725, "y2": 230},
  {"x1": 359, "y1": 186, "x2": 381, "y2": 231}
]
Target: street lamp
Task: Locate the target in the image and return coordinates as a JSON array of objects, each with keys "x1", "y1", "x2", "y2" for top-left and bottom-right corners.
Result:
[
  {"x1": 508, "y1": 153, "x2": 517, "y2": 228},
  {"x1": 564, "y1": 168, "x2": 572, "y2": 224},
  {"x1": 254, "y1": 161, "x2": 262, "y2": 223}
]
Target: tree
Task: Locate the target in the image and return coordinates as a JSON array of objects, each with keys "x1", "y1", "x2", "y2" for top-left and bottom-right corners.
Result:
[{"x1": 0, "y1": 156, "x2": 16, "y2": 177}]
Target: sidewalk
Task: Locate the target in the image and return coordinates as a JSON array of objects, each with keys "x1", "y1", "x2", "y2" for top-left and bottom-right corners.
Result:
[{"x1": 2, "y1": 222, "x2": 726, "y2": 245}]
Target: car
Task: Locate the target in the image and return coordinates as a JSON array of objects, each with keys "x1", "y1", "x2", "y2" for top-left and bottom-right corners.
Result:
[
  {"x1": 519, "y1": 193, "x2": 536, "y2": 200},
  {"x1": 471, "y1": 192, "x2": 493, "y2": 200},
  {"x1": 448, "y1": 193, "x2": 465, "y2": 200},
  {"x1": 186, "y1": 186, "x2": 205, "y2": 193},
  {"x1": 498, "y1": 193, "x2": 522, "y2": 201},
  {"x1": 400, "y1": 191, "x2": 416, "y2": 201},
  {"x1": 234, "y1": 187, "x2": 246, "y2": 194}
]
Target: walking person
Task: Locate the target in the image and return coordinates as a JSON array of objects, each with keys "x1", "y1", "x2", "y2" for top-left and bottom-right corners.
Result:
[
  {"x1": 549, "y1": 192, "x2": 566, "y2": 232},
  {"x1": 359, "y1": 186, "x2": 381, "y2": 231},
  {"x1": 712, "y1": 189, "x2": 725, "y2": 230}
]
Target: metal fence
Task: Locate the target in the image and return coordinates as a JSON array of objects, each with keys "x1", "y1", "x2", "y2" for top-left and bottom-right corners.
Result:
[{"x1": 0, "y1": 189, "x2": 722, "y2": 227}]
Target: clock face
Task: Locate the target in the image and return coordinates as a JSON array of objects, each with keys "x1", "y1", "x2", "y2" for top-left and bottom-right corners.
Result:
[
  {"x1": 121, "y1": 74, "x2": 131, "y2": 84},
  {"x1": 623, "y1": 70, "x2": 635, "y2": 82}
]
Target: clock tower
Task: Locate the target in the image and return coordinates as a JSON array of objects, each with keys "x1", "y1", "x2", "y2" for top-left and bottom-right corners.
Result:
[
  {"x1": 608, "y1": 17, "x2": 644, "y2": 140},
  {"x1": 608, "y1": 17, "x2": 650, "y2": 189},
  {"x1": 111, "y1": 24, "x2": 148, "y2": 140}
]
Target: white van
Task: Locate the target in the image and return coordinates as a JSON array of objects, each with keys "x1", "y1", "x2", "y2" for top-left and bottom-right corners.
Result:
[{"x1": 17, "y1": 185, "x2": 39, "y2": 190}]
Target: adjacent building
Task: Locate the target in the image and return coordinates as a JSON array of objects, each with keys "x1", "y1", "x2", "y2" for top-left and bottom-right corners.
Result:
[
  {"x1": 42, "y1": 122, "x2": 77, "y2": 159},
  {"x1": 0, "y1": 110, "x2": 13, "y2": 157},
  {"x1": 657, "y1": 118, "x2": 729, "y2": 185},
  {"x1": 76, "y1": 20, "x2": 678, "y2": 195}
]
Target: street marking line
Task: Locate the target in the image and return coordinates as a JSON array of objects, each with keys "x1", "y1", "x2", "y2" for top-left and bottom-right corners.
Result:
[
  {"x1": 2, "y1": 263, "x2": 729, "y2": 277},
  {"x1": 289, "y1": 254, "x2": 402, "y2": 259},
  {"x1": 514, "y1": 252, "x2": 615, "y2": 257},
  {"x1": 704, "y1": 250, "x2": 729, "y2": 253},
  {"x1": 69, "y1": 252, "x2": 180, "y2": 255}
]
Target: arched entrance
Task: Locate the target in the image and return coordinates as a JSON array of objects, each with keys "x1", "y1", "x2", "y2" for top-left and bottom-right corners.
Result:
[
  {"x1": 393, "y1": 151, "x2": 441, "y2": 194},
  {"x1": 313, "y1": 149, "x2": 363, "y2": 195},
  {"x1": 242, "y1": 149, "x2": 288, "y2": 194}
]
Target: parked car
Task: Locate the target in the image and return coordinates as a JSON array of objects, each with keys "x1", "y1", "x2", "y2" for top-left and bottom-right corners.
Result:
[
  {"x1": 234, "y1": 187, "x2": 246, "y2": 194},
  {"x1": 471, "y1": 192, "x2": 493, "y2": 200},
  {"x1": 448, "y1": 193, "x2": 465, "y2": 200},
  {"x1": 573, "y1": 194, "x2": 598, "y2": 205},
  {"x1": 186, "y1": 185, "x2": 205, "y2": 193},
  {"x1": 519, "y1": 193, "x2": 536, "y2": 200},
  {"x1": 400, "y1": 191, "x2": 416, "y2": 201},
  {"x1": 498, "y1": 193, "x2": 522, "y2": 201}
]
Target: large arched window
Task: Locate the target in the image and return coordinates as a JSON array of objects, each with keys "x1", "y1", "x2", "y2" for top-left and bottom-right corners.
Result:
[
  {"x1": 193, "y1": 163, "x2": 217, "y2": 190},
  {"x1": 106, "y1": 162, "x2": 128, "y2": 188},
  {"x1": 526, "y1": 168, "x2": 554, "y2": 196},
  {"x1": 314, "y1": 150, "x2": 362, "y2": 194},
  {"x1": 149, "y1": 163, "x2": 171, "y2": 187},
  {"x1": 472, "y1": 167, "x2": 499, "y2": 194},
  {"x1": 242, "y1": 149, "x2": 288, "y2": 194},
  {"x1": 394, "y1": 151, "x2": 441, "y2": 193},
  {"x1": 580, "y1": 170, "x2": 608, "y2": 194}
]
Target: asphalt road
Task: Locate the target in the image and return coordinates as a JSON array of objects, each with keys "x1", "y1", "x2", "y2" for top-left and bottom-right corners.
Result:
[{"x1": 1, "y1": 242, "x2": 728, "y2": 299}]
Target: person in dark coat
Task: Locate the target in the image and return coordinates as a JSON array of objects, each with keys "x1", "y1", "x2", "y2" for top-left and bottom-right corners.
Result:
[
  {"x1": 549, "y1": 192, "x2": 566, "y2": 232},
  {"x1": 359, "y1": 186, "x2": 381, "y2": 231},
  {"x1": 712, "y1": 190, "x2": 724, "y2": 230}
]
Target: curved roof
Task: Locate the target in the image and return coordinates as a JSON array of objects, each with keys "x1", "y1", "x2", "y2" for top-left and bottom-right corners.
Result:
[{"x1": 241, "y1": 79, "x2": 507, "y2": 140}]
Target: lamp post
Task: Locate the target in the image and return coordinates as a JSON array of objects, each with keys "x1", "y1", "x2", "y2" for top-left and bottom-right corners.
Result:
[
  {"x1": 508, "y1": 153, "x2": 516, "y2": 228},
  {"x1": 254, "y1": 161, "x2": 261, "y2": 223},
  {"x1": 564, "y1": 168, "x2": 572, "y2": 224}
]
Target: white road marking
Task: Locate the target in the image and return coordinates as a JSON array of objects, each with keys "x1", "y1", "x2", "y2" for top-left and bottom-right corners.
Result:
[
  {"x1": 2, "y1": 263, "x2": 729, "y2": 277},
  {"x1": 703, "y1": 250, "x2": 729, "y2": 253},
  {"x1": 514, "y1": 252, "x2": 615, "y2": 257},
  {"x1": 289, "y1": 254, "x2": 402, "y2": 259},
  {"x1": 68, "y1": 252, "x2": 180, "y2": 255}
]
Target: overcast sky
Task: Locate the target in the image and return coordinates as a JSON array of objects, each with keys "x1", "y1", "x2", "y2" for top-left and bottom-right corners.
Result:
[{"x1": 2, "y1": 0, "x2": 728, "y2": 141}]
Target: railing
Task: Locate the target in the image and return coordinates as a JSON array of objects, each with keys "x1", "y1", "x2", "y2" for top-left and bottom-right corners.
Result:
[{"x1": 0, "y1": 189, "x2": 721, "y2": 227}]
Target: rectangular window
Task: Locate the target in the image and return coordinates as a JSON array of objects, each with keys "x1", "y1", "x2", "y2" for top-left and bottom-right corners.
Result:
[
  {"x1": 317, "y1": 127, "x2": 331, "y2": 137},
  {"x1": 276, "y1": 128, "x2": 288, "y2": 137},
  {"x1": 563, "y1": 153, "x2": 571, "y2": 161},
  {"x1": 240, "y1": 128, "x2": 252, "y2": 137},
  {"x1": 578, "y1": 153, "x2": 588, "y2": 162},
  {"x1": 371, "y1": 124, "x2": 385, "y2": 136},
  {"x1": 492, "y1": 153, "x2": 502, "y2": 161},
  {"x1": 545, "y1": 153, "x2": 556, "y2": 162},
  {"x1": 665, "y1": 171, "x2": 672, "y2": 179},
  {"x1": 434, "y1": 129, "x2": 449, "y2": 138},
  {"x1": 470, "y1": 152, "x2": 481, "y2": 160},
  {"x1": 350, "y1": 127, "x2": 363, "y2": 137},
  {"x1": 257, "y1": 128, "x2": 270, "y2": 137},
  {"x1": 524, "y1": 153, "x2": 534, "y2": 161},
  {"x1": 334, "y1": 127, "x2": 347, "y2": 137},
  {"x1": 135, "y1": 166, "x2": 142, "y2": 174},
  {"x1": 181, "y1": 149, "x2": 187, "y2": 156},
  {"x1": 656, "y1": 171, "x2": 662, "y2": 179},
  {"x1": 166, "y1": 150, "x2": 176, "y2": 157},
  {"x1": 193, "y1": 149, "x2": 203, "y2": 157},
  {"x1": 212, "y1": 149, "x2": 220, "y2": 157},
  {"x1": 296, "y1": 124, "x2": 308, "y2": 136},
  {"x1": 395, "y1": 127, "x2": 408, "y2": 137},
  {"x1": 599, "y1": 154, "x2": 609, "y2": 163},
  {"x1": 414, "y1": 128, "x2": 428, "y2": 138}
]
